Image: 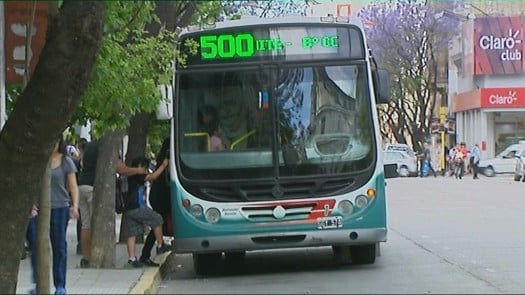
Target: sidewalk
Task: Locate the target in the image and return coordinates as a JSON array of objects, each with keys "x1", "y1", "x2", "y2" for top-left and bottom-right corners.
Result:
[{"x1": 17, "y1": 216, "x2": 168, "y2": 294}]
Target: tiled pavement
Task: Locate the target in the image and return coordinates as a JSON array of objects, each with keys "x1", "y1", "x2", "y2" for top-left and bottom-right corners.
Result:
[{"x1": 17, "y1": 216, "x2": 168, "y2": 294}]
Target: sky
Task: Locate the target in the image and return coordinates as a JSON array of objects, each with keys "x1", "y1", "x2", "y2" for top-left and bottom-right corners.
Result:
[{"x1": 306, "y1": 0, "x2": 376, "y2": 17}]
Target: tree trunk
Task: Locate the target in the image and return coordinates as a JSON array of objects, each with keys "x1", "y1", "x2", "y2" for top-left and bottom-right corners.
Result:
[
  {"x1": 119, "y1": 0, "x2": 176, "y2": 243},
  {"x1": 124, "y1": 1, "x2": 195, "y2": 164},
  {"x1": 90, "y1": 129, "x2": 125, "y2": 268},
  {"x1": 36, "y1": 161, "x2": 51, "y2": 294},
  {"x1": 0, "y1": 3, "x2": 104, "y2": 293},
  {"x1": 119, "y1": 1, "x2": 198, "y2": 244}
]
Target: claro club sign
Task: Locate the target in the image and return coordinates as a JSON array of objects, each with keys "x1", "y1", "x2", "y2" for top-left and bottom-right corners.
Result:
[{"x1": 474, "y1": 16, "x2": 524, "y2": 75}]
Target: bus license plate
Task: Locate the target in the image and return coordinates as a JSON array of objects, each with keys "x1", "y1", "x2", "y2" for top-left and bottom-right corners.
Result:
[{"x1": 317, "y1": 216, "x2": 343, "y2": 229}]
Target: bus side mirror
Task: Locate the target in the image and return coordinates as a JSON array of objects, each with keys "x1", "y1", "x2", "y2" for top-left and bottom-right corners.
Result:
[
  {"x1": 157, "y1": 84, "x2": 173, "y2": 120},
  {"x1": 374, "y1": 69, "x2": 390, "y2": 104}
]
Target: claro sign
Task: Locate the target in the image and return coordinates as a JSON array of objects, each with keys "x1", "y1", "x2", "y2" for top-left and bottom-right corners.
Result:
[
  {"x1": 481, "y1": 88, "x2": 525, "y2": 108},
  {"x1": 474, "y1": 16, "x2": 524, "y2": 75}
]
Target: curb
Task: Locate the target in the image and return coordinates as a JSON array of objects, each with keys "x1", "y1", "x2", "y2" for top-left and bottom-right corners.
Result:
[{"x1": 128, "y1": 252, "x2": 171, "y2": 294}]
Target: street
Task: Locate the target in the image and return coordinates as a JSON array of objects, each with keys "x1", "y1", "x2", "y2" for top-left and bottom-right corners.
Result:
[{"x1": 157, "y1": 175, "x2": 525, "y2": 294}]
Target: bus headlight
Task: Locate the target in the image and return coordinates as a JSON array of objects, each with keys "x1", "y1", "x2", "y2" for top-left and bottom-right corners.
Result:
[
  {"x1": 205, "y1": 207, "x2": 221, "y2": 223},
  {"x1": 190, "y1": 204, "x2": 203, "y2": 218},
  {"x1": 338, "y1": 200, "x2": 353, "y2": 215},
  {"x1": 355, "y1": 195, "x2": 368, "y2": 209}
]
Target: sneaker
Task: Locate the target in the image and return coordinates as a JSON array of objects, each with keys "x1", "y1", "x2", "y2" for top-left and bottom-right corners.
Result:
[
  {"x1": 80, "y1": 258, "x2": 89, "y2": 268},
  {"x1": 156, "y1": 243, "x2": 171, "y2": 255},
  {"x1": 128, "y1": 258, "x2": 143, "y2": 268},
  {"x1": 55, "y1": 287, "x2": 66, "y2": 294},
  {"x1": 139, "y1": 257, "x2": 159, "y2": 267}
]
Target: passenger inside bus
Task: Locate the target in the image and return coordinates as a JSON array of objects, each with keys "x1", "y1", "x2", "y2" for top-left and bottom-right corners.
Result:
[
  {"x1": 181, "y1": 71, "x2": 273, "y2": 154},
  {"x1": 205, "y1": 120, "x2": 225, "y2": 151}
]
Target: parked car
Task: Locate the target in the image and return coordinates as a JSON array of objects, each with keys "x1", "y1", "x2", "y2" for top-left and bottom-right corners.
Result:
[
  {"x1": 479, "y1": 143, "x2": 525, "y2": 177},
  {"x1": 384, "y1": 143, "x2": 416, "y2": 158},
  {"x1": 514, "y1": 150, "x2": 525, "y2": 181},
  {"x1": 383, "y1": 150, "x2": 418, "y2": 177}
]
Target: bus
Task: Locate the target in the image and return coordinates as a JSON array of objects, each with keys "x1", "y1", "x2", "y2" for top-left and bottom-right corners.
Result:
[{"x1": 158, "y1": 15, "x2": 391, "y2": 275}]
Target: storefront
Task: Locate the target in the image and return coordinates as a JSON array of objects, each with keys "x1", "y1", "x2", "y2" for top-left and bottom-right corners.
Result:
[
  {"x1": 453, "y1": 88, "x2": 525, "y2": 158},
  {"x1": 450, "y1": 15, "x2": 525, "y2": 159}
]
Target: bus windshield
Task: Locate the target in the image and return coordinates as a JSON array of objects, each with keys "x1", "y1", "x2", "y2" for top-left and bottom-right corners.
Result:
[{"x1": 177, "y1": 63, "x2": 375, "y2": 180}]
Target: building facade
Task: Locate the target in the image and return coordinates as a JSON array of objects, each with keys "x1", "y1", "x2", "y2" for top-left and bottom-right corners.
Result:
[{"x1": 449, "y1": 1, "x2": 525, "y2": 160}]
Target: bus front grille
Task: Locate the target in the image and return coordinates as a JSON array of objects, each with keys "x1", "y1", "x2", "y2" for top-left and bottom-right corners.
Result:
[
  {"x1": 191, "y1": 176, "x2": 354, "y2": 202},
  {"x1": 241, "y1": 203, "x2": 316, "y2": 222}
]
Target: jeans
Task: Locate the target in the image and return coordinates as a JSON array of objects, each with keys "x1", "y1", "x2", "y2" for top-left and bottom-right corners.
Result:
[
  {"x1": 472, "y1": 160, "x2": 480, "y2": 178},
  {"x1": 28, "y1": 206, "x2": 70, "y2": 289}
]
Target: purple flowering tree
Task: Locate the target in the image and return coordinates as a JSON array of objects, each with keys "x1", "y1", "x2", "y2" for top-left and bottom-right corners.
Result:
[
  {"x1": 359, "y1": 0, "x2": 460, "y2": 152},
  {"x1": 221, "y1": 0, "x2": 314, "y2": 19}
]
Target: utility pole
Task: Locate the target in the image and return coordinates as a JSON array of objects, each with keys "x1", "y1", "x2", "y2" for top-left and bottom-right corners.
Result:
[{"x1": 0, "y1": 1, "x2": 6, "y2": 131}]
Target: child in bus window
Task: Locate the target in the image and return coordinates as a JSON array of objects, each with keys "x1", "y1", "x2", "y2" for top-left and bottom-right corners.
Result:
[{"x1": 207, "y1": 120, "x2": 225, "y2": 151}]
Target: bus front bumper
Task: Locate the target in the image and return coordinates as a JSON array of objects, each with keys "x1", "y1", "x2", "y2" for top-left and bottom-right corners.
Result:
[{"x1": 173, "y1": 228, "x2": 387, "y2": 254}]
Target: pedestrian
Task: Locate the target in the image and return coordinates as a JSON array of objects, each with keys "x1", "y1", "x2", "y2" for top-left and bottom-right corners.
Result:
[
  {"x1": 206, "y1": 120, "x2": 225, "y2": 151},
  {"x1": 140, "y1": 136, "x2": 172, "y2": 266},
  {"x1": 72, "y1": 137, "x2": 88, "y2": 255},
  {"x1": 122, "y1": 156, "x2": 171, "y2": 267},
  {"x1": 470, "y1": 143, "x2": 481, "y2": 179},
  {"x1": 447, "y1": 145, "x2": 457, "y2": 177},
  {"x1": 421, "y1": 142, "x2": 437, "y2": 177},
  {"x1": 453, "y1": 143, "x2": 467, "y2": 179},
  {"x1": 27, "y1": 136, "x2": 80, "y2": 295},
  {"x1": 77, "y1": 139, "x2": 148, "y2": 268}
]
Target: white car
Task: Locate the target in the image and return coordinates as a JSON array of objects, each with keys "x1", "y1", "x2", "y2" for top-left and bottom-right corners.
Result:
[
  {"x1": 479, "y1": 144, "x2": 525, "y2": 177},
  {"x1": 384, "y1": 143, "x2": 416, "y2": 158},
  {"x1": 383, "y1": 150, "x2": 418, "y2": 177}
]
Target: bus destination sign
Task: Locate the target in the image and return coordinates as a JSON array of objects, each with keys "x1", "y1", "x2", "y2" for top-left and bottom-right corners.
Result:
[
  {"x1": 179, "y1": 25, "x2": 362, "y2": 65},
  {"x1": 200, "y1": 33, "x2": 340, "y2": 60}
]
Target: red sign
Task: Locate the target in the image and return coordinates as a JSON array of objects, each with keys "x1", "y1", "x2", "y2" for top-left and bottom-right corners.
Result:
[
  {"x1": 474, "y1": 16, "x2": 524, "y2": 75},
  {"x1": 480, "y1": 88, "x2": 525, "y2": 108},
  {"x1": 4, "y1": 2, "x2": 48, "y2": 84}
]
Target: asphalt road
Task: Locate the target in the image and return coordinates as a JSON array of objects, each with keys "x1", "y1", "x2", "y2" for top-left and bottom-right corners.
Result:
[{"x1": 158, "y1": 174, "x2": 525, "y2": 294}]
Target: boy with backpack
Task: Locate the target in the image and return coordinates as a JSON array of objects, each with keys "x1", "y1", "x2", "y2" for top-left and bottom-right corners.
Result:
[{"x1": 123, "y1": 156, "x2": 171, "y2": 267}]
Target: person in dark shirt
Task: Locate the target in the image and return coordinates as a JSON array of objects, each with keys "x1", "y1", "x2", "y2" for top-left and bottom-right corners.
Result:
[
  {"x1": 77, "y1": 140, "x2": 148, "y2": 268},
  {"x1": 420, "y1": 142, "x2": 437, "y2": 177},
  {"x1": 140, "y1": 136, "x2": 172, "y2": 266},
  {"x1": 123, "y1": 156, "x2": 171, "y2": 267}
]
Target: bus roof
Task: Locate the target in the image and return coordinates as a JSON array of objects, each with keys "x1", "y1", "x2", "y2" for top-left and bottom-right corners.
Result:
[{"x1": 181, "y1": 15, "x2": 365, "y2": 36}]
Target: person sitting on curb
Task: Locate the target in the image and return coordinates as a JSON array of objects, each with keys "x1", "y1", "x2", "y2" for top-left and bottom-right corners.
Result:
[{"x1": 123, "y1": 156, "x2": 171, "y2": 267}]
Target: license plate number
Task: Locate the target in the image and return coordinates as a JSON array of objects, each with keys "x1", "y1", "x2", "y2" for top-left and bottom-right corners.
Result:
[{"x1": 317, "y1": 216, "x2": 343, "y2": 229}]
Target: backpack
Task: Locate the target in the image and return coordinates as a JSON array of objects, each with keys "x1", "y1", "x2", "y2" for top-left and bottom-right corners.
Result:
[
  {"x1": 120, "y1": 174, "x2": 147, "y2": 212},
  {"x1": 422, "y1": 161, "x2": 429, "y2": 175}
]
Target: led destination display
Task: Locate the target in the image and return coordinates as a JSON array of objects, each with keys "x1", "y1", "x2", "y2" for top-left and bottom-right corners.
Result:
[
  {"x1": 200, "y1": 33, "x2": 340, "y2": 60},
  {"x1": 179, "y1": 25, "x2": 364, "y2": 65}
]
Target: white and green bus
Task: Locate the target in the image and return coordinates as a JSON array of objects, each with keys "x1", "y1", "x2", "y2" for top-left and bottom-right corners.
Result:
[{"x1": 160, "y1": 15, "x2": 391, "y2": 275}]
